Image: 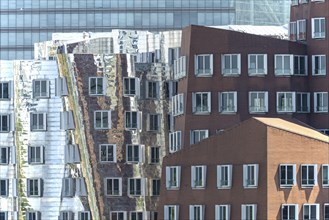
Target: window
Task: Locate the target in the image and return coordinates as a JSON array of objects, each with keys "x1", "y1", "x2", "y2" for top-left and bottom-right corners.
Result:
[
  {"x1": 0, "y1": 212, "x2": 7, "y2": 220},
  {"x1": 192, "y1": 92, "x2": 211, "y2": 114},
  {"x1": 26, "y1": 211, "x2": 41, "y2": 220},
  {"x1": 128, "y1": 178, "x2": 145, "y2": 196},
  {"x1": 89, "y1": 77, "x2": 105, "y2": 95},
  {"x1": 243, "y1": 164, "x2": 259, "y2": 188},
  {"x1": 280, "y1": 164, "x2": 296, "y2": 187},
  {"x1": 78, "y1": 212, "x2": 90, "y2": 220},
  {"x1": 291, "y1": 0, "x2": 298, "y2": 5},
  {"x1": 148, "y1": 114, "x2": 160, "y2": 132},
  {"x1": 275, "y1": 55, "x2": 293, "y2": 75},
  {"x1": 60, "y1": 111, "x2": 75, "y2": 130},
  {"x1": 312, "y1": 55, "x2": 326, "y2": 75},
  {"x1": 65, "y1": 144, "x2": 80, "y2": 164},
  {"x1": 169, "y1": 131, "x2": 182, "y2": 153},
  {"x1": 59, "y1": 211, "x2": 74, "y2": 220},
  {"x1": 28, "y1": 146, "x2": 44, "y2": 164},
  {"x1": 152, "y1": 179, "x2": 160, "y2": 196},
  {"x1": 100, "y1": 144, "x2": 116, "y2": 162},
  {"x1": 164, "y1": 205, "x2": 179, "y2": 220},
  {"x1": 314, "y1": 92, "x2": 328, "y2": 112},
  {"x1": 249, "y1": 91, "x2": 268, "y2": 113},
  {"x1": 294, "y1": 55, "x2": 308, "y2": 75},
  {"x1": 56, "y1": 77, "x2": 68, "y2": 96},
  {"x1": 166, "y1": 166, "x2": 181, "y2": 189},
  {"x1": 289, "y1": 21, "x2": 297, "y2": 41},
  {"x1": 0, "y1": 114, "x2": 10, "y2": 132},
  {"x1": 215, "y1": 205, "x2": 230, "y2": 220},
  {"x1": 62, "y1": 178, "x2": 75, "y2": 197},
  {"x1": 323, "y1": 165, "x2": 329, "y2": 187},
  {"x1": 33, "y1": 79, "x2": 50, "y2": 98},
  {"x1": 195, "y1": 54, "x2": 213, "y2": 76},
  {"x1": 312, "y1": 17, "x2": 325, "y2": 39},
  {"x1": 105, "y1": 178, "x2": 122, "y2": 196},
  {"x1": 241, "y1": 204, "x2": 257, "y2": 220},
  {"x1": 76, "y1": 178, "x2": 87, "y2": 196},
  {"x1": 150, "y1": 212, "x2": 158, "y2": 220},
  {"x1": 190, "y1": 130, "x2": 209, "y2": 145},
  {"x1": 325, "y1": 204, "x2": 329, "y2": 220},
  {"x1": 126, "y1": 144, "x2": 143, "y2": 163},
  {"x1": 165, "y1": 81, "x2": 178, "y2": 99},
  {"x1": 94, "y1": 110, "x2": 111, "y2": 129},
  {"x1": 150, "y1": 146, "x2": 160, "y2": 164},
  {"x1": 30, "y1": 113, "x2": 46, "y2": 131},
  {"x1": 297, "y1": 19, "x2": 307, "y2": 40},
  {"x1": 27, "y1": 179, "x2": 43, "y2": 197},
  {"x1": 221, "y1": 54, "x2": 241, "y2": 76},
  {"x1": 219, "y1": 92, "x2": 237, "y2": 113},
  {"x1": 0, "y1": 146, "x2": 9, "y2": 164},
  {"x1": 0, "y1": 82, "x2": 10, "y2": 99},
  {"x1": 296, "y1": 93, "x2": 310, "y2": 112},
  {"x1": 248, "y1": 54, "x2": 267, "y2": 75},
  {"x1": 172, "y1": 94, "x2": 184, "y2": 116},
  {"x1": 301, "y1": 164, "x2": 317, "y2": 187},
  {"x1": 145, "y1": 81, "x2": 160, "y2": 99},
  {"x1": 125, "y1": 111, "x2": 142, "y2": 130},
  {"x1": 189, "y1": 205, "x2": 205, "y2": 220},
  {"x1": 277, "y1": 92, "x2": 296, "y2": 112},
  {"x1": 217, "y1": 165, "x2": 233, "y2": 189},
  {"x1": 0, "y1": 179, "x2": 8, "y2": 197},
  {"x1": 173, "y1": 56, "x2": 187, "y2": 80},
  {"x1": 303, "y1": 204, "x2": 319, "y2": 220},
  {"x1": 123, "y1": 77, "x2": 140, "y2": 97},
  {"x1": 299, "y1": 0, "x2": 309, "y2": 3},
  {"x1": 282, "y1": 204, "x2": 298, "y2": 220},
  {"x1": 191, "y1": 165, "x2": 207, "y2": 189},
  {"x1": 129, "y1": 212, "x2": 144, "y2": 220},
  {"x1": 110, "y1": 211, "x2": 127, "y2": 220}
]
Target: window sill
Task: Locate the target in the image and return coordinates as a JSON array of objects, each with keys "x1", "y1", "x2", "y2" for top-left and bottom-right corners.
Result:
[
  {"x1": 222, "y1": 73, "x2": 240, "y2": 77},
  {"x1": 279, "y1": 185, "x2": 295, "y2": 188},
  {"x1": 248, "y1": 73, "x2": 266, "y2": 77},
  {"x1": 217, "y1": 186, "x2": 232, "y2": 190},
  {"x1": 243, "y1": 186, "x2": 258, "y2": 189},
  {"x1": 220, "y1": 111, "x2": 237, "y2": 115},
  {"x1": 249, "y1": 111, "x2": 267, "y2": 114},
  {"x1": 166, "y1": 187, "x2": 180, "y2": 190},
  {"x1": 193, "y1": 112, "x2": 211, "y2": 115},
  {"x1": 301, "y1": 185, "x2": 316, "y2": 188},
  {"x1": 192, "y1": 187, "x2": 206, "y2": 190},
  {"x1": 195, "y1": 74, "x2": 213, "y2": 77}
]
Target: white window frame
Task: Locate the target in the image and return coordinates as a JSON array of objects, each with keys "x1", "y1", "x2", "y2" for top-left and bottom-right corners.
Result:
[
  {"x1": 219, "y1": 92, "x2": 237, "y2": 113},
  {"x1": 221, "y1": 54, "x2": 241, "y2": 76},
  {"x1": 0, "y1": 179, "x2": 9, "y2": 197},
  {"x1": 110, "y1": 211, "x2": 127, "y2": 220},
  {"x1": 190, "y1": 130, "x2": 209, "y2": 145},
  {"x1": 128, "y1": 178, "x2": 145, "y2": 197},
  {"x1": 147, "y1": 114, "x2": 160, "y2": 132},
  {"x1": 123, "y1": 77, "x2": 140, "y2": 97},
  {"x1": 94, "y1": 110, "x2": 111, "y2": 129},
  {"x1": 322, "y1": 164, "x2": 329, "y2": 187},
  {"x1": 314, "y1": 92, "x2": 328, "y2": 113},
  {"x1": 275, "y1": 54, "x2": 294, "y2": 76},
  {"x1": 195, "y1": 54, "x2": 213, "y2": 76},
  {"x1": 189, "y1": 205, "x2": 205, "y2": 220},
  {"x1": 173, "y1": 56, "x2": 187, "y2": 80},
  {"x1": 249, "y1": 91, "x2": 268, "y2": 113},
  {"x1": 59, "y1": 211, "x2": 74, "y2": 220},
  {"x1": 241, "y1": 204, "x2": 257, "y2": 220},
  {"x1": 60, "y1": 111, "x2": 75, "y2": 130},
  {"x1": 30, "y1": 113, "x2": 47, "y2": 131},
  {"x1": 297, "y1": 19, "x2": 307, "y2": 41},
  {"x1": 301, "y1": 164, "x2": 317, "y2": 187},
  {"x1": 217, "y1": 165, "x2": 233, "y2": 189},
  {"x1": 28, "y1": 146, "x2": 44, "y2": 164},
  {"x1": 78, "y1": 211, "x2": 90, "y2": 220},
  {"x1": 0, "y1": 81, "x2": 10, "y2": 100},
  {"x1": 248, "y1": 54, "x2": 267, "y2": 75},
  {"x1": 126, "y1": 144, "x2": 144, "y2": 163},
  {"x1": 99, "y1": 144, "x2": 116, "y2": 163},
  {"x1": 294, "y1": 55, "x2": 308, "y2": 75},
  {"x1": 0, "y1": 146, "x2": 9, "y2": 164},
  {"x1": 276, "y1": 92, "x2": 296, "y2": 113},
  {"x1": 169, "y1": 131, "x2": 182, "y2": 153},
  {"x1": 27, "y1": 178, "x2": 42, "y2": 197},
  {"x1": 164, "y1": 205, "x2": 179, "y2": 220},
  {"x1": 324, "y1": 204, "x2": 329, "y2": 220},
  {"x1": 312, "y1": 55, "x2": 326, "y2": 76},
  {"x1": 26, "y1": 211, "x2": 41, "y2": 220},
  {"x1": 303, "y1": 204, "x2": 319, "y2": 220},
  {"x1": 0, "y1": 114, "x2": 10, "y2": 132},
  {"x1": 192, "y1": 92, "x2": 211, "y2": 114},
  {"x1": 33, "y1": 79, "x2": 50, "y2": 98},
  {"x1": 125, "y1": 111, "x2": 142, "y2": 130},
  {"x1": 145, "y1": 81, "x2": 160, "y2": 99},
  {"x1": 280, "y1": 164, "x2": 296, "y2": 188},
  {"x1": 282, "y1": 204, "x2": 298, "y2": 220},
  {"x1": 296, "y1": 92, "x2": 310, "y2": 113},
  {"x1": 191, "y1": 165, "x2": 207, "y2": 189},
  {"x1": 89, "y1": 77, "x2": 105, "y2": 96},
  {"x1": 312, "y1": 17, "x2": 325, "y2": 39},
  {"x1": 172, "y1": 94, "x2": 184, "y2": 116},
  {"x1": 166, "y1": 166, "x2": 181, "y2": 190},
  {"x1": 62, "y1": 178, "x2": 75, "y2": 197},
  {"x1": 243, "y1": 164, "x2": 259, "y2": 188},
  {"x1": 105, "y1": 178, "x2": 122, "y2": 196},
  {"x1": 215, "y1": 205, "x2": 231, "y2": 220},
  {"x1": 289, "y1": 21, "x2": 297, "y2": 41}
]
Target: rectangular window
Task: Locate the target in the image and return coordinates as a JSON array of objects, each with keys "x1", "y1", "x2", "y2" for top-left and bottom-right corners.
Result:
[
  {"x1": 282, "y1": 204, "x2": 298, "y2": 220},
  {"x1": 276, "y1": 92, "x2": 296, "y2": 112},
  {"x1": 30, "y1": 113, "x2": 46, "y2": 131},
  {"x1": 241, "y1": 204, "x2": 257, "y2": 220},
  {"x1": 248, "y1": 54, "x2": 267, "y2": 75},
  {"x1": 0, "y1": 114, "x2": 10, "y2": 132},
  {"x1": 297, "y1": 19, "x2": 307, "y2": 40},
  {"x1": 105, "y1": 178, "x2": 122, "y2": 196},
  {"x1": 78, "y1": 212, "x2": 90, "y2": 220},
  {"x1": 100, "y1": 144, "x2": 116, "y2": 162},
  {"x1": 195, "y1": 54, "x2": 213, "y2": 76},
  {"x1": 249, "y1": 91, "x2": 268, "y2": 113},
  {"x1": 152, "y1": 179, "x2": 160, "y2": 196},
  {"x1": 314, "y1": 92, "x2": 328, "y2": 112},
  {"x1": 129, "y1": 212, "x2": 144, "y2": 220},
  {"x1": 62, "y1": 178, "x2": 75, "y2": 197},
  {"x1": 243, "y1": 164, "x2": 259, "y2": 188},
  {"x1": 60, "y1": 111, "x2": 75, "y2": 130},
  {"x1": 59, "y1": 211, "x2": 74, "y2": 220},
  {"x1": 128, "y1": 178, "x2": 145, "y2": 196},
  {"x1": 280, "y1": 164, "x2": 296, "y2": 187},
  {"x1": 324, "y1": 204, "x2": 329, "y2": 220},
  {"x1": 217, "y1": 165, "x2": 233, "y2": 189},
  {"x1": 303, "y1": 204, "x2": 319, "y2": 220},
  {"x1": 110, "y1": 211, "x2": 127, "y2": 220},
  {"x1": 33, "y1": 79, "x2": 50, "y2": 98},
  {"x1": 289, "y1": 21, "x2": 297, "y2": 41},
  {"x1": 126, "y1": 144, "x2": 143, "y2": 163},
  {"x1": 191, "y1": 165, "x2": 207, "y2": 189},
  {"x1": 312, "y1": 17, "x2": 325, "y2": 39},
  {"x1": 125, "y1": 111, "x2": 142, "y2": 130},
  {"x1": 150, "y1": 146, "x2": 160, "y2": 164},
  {"x1": 190, "y1": 130, "x2": 209, "y2": 145},
  {"x1": 312, "y1": 55, "x2": 326, "y2": 75},
  {"x1": 65, "y1": 144, "x2": 80, "y2": 164},
  {"x1": 145, "y1": 81, "x2": 160, "y2": 99},
  {"x1": 0, "y1": 146, "x2": 9, "y2": 164},
  {"x1": 26, "y1": 211, "x2": 41, "y2": 220},
  {"x1": 173, "y1": 56, "x2": 187, "y2": 80},
  {"x1": 294, "y1": 55, "x2": 308, "y2": 75},
  {"x1": 189, "y1": 205, "x2": 205, "y2": 220},
  {"x1": 219, "y1": 92, "x2": 237, "y2": 113},
  {"x1": 215, "y1": 205, "x2": 230, "y2": 220},
  {"x1": 0, "y1": 212, "x2": 8, "y2": 220},
  {"x1": 75, "y1": 178, "x2": 87, "y2": 196},
  {"x1": 0, "y1": 82, "x2": 10, "y2": 99},
  {"x1": 192, "y1": 92, "x2": 211, "y2": 114},
  {"x1": 27, "y1": 178, "x2": 42, "y2": 197},
  {"x1": 301, "y1": 164, "x2": 317, "y2": 187},
  {"x1": 221, "y1": 54, "x2": 241, "y2": 76},
  {"x1": 56, "y1": 77, "x2": 68, "y2": 96},
  {"x1": 275, "y1": 55, "x2": 293, "y2": 75},
  {"x1": 0, "y1": 179, "x2": 8, "y2": 197},
  {"x1": 166, "y1": 166, "x2": 181, "y2": 189},
  {"x1": 164, "y1": 205, "x2": 179, "y2": 220},
  {"x1": 291, "y1": 0, "x2": 298, "y2": 5},
  {"x1": 28, "y1": 146, "x2": 44, "y2": 164},
  {"x1": 323, "y1": 165, "x2": 329, "y2": 187},
  {"x1": 296, "y1": 93, "x2": 310, "y2": 112},
  {"x1": 169, "y1": 131, "x2": 182, "y2": 153},
  {"x1": 94, "y1": 110, "x2": 111, "y2": 129},
  {"x1": 123, "y1": 77, "x2": 140, "y2": 97},
  {"x1": 172, "y1": 94, "x2": 184, "y2": 116},
  {"x1": 89, "y1": 77, "x2": 105, "y2": 95},
  {"x1": 148, "y1": 114, "x2": 160, "y2": 132}
]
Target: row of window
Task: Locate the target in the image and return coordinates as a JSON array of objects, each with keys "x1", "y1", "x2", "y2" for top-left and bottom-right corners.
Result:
[
  {"x1": 289, "y1": 17, "x2": 326, "y2": 41},
  {"x1": 164, "y1": 203, "x2": 329, "y2": 220},
  {"x1": 165, "y1": 164, "x2": 329, "y2": 190},
  {"x1": 0, "y1": 211, "x2": 90, "y2": 220},
  {"x1": 171, "y1": 91, "x2": 328, "y2": 117}
]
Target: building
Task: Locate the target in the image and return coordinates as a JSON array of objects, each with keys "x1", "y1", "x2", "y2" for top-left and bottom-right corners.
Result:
[
  {"x1": 0, "y1": 0, "x2": 291, "y2": 59},
  {"x1": 158, "y1": 117, "x2": 329, "y2": 220}
]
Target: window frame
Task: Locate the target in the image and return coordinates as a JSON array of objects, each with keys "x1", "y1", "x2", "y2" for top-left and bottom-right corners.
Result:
[
  {"x1": 0, "y1": 81, "x2": 10, "y2": 100},
  {"x1": 169, "y1": 131, "x2": 182, "y2": 153},
  {"x1": 59, "y1": 211, "x2": 74, "y2": 220},
  {"x1": 0, "y1": 179, "x2": 9, "y2": 197},
  {"x1": 215, "y1": 205, "x2": 231, "y2": 220},
  {"x1": 62, "y1": 178, "x2": 75, "y2": 197},
  {"x1": 152, "y1": 179, "x2": 160, "y2": 196},
  {"x1": 26, "y1": 211, "x2": 41, "y2": 220},
  {"x1": 123, "y1": 77, "x2": 140, "y2": 97},
  {"x1": 172, "y1": 94, "x2": 184, "y2": 116},
  {"x1": 276, "y1": 92, "x2": 296, "y2": 113},
  {"x1": 125, "y1": 111, "x2": 142, "y2": 130},
  {"x1": 190, "y1": 129, "x2": 209, "y2": 145},
  {"x1": 248, "y1": 54, "x2": 267, "y2": 76},
  {"x1": 314, "y1": 92, "x2": 328, "y2": 113},
  {"x1": 282, "y1": 204, "x2": 298, "y2": 220},
  {"x1": 243, "y1": 164, "x2": 259, "y2": 188},
  {"x1": 173, "y1": 56, "x2": 187, "y2": 80},
  {"x1": 0, "y1": 146, "x2": 9, "y2": 164},
  {"x1": 164, "y1": 205, "x2": 179, "y2": 220},
  {"x1": 217, "y1": 165, "x2": 233, "y2": 189},
  {"x1": 219, "y1": 92, "x2": 237, "y2": 113},
  {"x1": 294, "y1": 55, "x2": 308, "y2": 75},
  {"x1": 248, "y1": 91, "x2": 268, "y2": 113},
  {"x1": 129, "y1": 212, "x2": 144, "y2": 220},
  {"x1": 324, "y1": 203, "x2": 329, "y2": 220},
  {"x1": 189, "y1": 205, "x2": 205, "y2": 220},
  {"x1": 105, "y1": 177, "x2": 122, "y2": 196},
  {"x1": 166, "y1": 166, "x2": 181, "y2": 190},
  {"x1": 312, "y1": 55, "x2": 326, "y2": 76},
  {"x1": 241, "y1": 204, "x2": 257, "y2": 220},
  {"x1": 191, "y1": 165, "x2": 207, "y2": 189},
  {"x1": 110, "y1": 211, "x2": 127, "y2": 220},
  {"x1": 0, "y1": 114, "x2": 10, "y2": 132},
  {"x1": 145, "y1": 81, "x2": 160, "y2": 99},
  {"x1": 280, "y1": 164, "x2": 296, "y2": 188},
  {"x1": 128, "y1": 178, "x2": 145, "y2": 197},
  {"x1": 301, "y1": 164, "x2": 318, "y2": 187},
  {"x1": 192, "y1": 92, "x2": 211, "y2": 114},
  {"x1": 221, "y1": 54, "x2": 241, "y2": 76},
  {"x1": 30, "y1": 113, "x2": 47, "y2": 131},
  {"x1": 33, "y1": 79, "x2": 50, "y2": 98},
  {"x1": 274, "y1": 54, "x2": 294, "y2": 76},
  {"x1": 94, "y1": 110, "x2": 111, "y2": 129},
  {"x1": 89, "y1": 77, "x2": 105, "y2": 96},
  {"x1": 194, "y1": 54, "x2": 213, "y2": 76},
  {"x1": 99, "y1": 144, "x2": 116, "y2": 163},
  {"x1": 297, "y1": 19, "x2": 307, "y2": 41},
  {"x1": 78, "y1": 211, "x2": 90, "y2": 220},
  {"x1": 147, "y1": 114, "x2": 160, "y2": 132},
  {"x1": 289, "y1": 21, "x2": 297, "y2": 41},
  {"x1": 27, "y1": 178, "x2": 42, "y2": 197},
  {"x1": 322, "y1": 164, "x2": 329, "y2": 187},
  {"x1": 28, "y1": 145, "x2": 44, "y2": 164},
  {"x1": 60, "y1": 111, "x2": 75, "y2": 130},
  {"x1": 150, "y1": 146, "x2": 160, "y2": 164},
  {"x1": 296, "y1": 92, "x2": 310, "y2": 113},
  {"x1": 303, "y1": 204, "x2": 319, "y2": 220},
  {"x1": 312, "y1": 17, "x2": 326, "y2": 39},
  {"x1": 126, "y1": 144, "x2": 143, "y2": 163}
]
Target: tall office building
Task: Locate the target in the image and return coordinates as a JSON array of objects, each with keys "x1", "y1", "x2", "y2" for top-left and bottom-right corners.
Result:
[{"x1": 0, "y1": 0, "x2": 290, "y2": 60}]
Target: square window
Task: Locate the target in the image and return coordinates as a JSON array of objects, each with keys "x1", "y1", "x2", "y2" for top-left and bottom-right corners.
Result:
[
  {"x1": 297, "y1": 19, "x2": 307, "y2": 41},
  {"x1": 152, "y1": 179, "x2": 160, "y2": 196},
  {"x1": 128, "y1": 178, "x2": 144, "y2": 196},
  {"x1": 27, "y1": 179, "x2": 43, "y2": 197},
  {"x1": 30, "y1": 113, "x2": 46, "y2": 131},
  {"x1": 189, "y1": 205, "x2": 205, "y2": 220},
  {"x1": 243, "y1": 164, "x2": 259, "y2": 188},
  {"x1": 217, "y1": 165, "x2": 233, "y2": 189},
  {"x1": 100, "y1": 144, "x2": 116, "y2": 162},
  {"x1": 169, "y1": 131, "x2": 182, "y2": 153},
  {"x1": 62, "y1": 178, "x2": 75, "y2": 197},
  {"x1": 105, "y1": 178, "x2": 122, "y2": 196},
  {"x1": 314, "y1": 92, "x2": 328, "y2": 113},
  {"x1": 59, "y1": 211, "x2": 74, "y2": 220},
  {"x1": 28, "y1": 146, "x2": 44, "y2": 164},
  {"x1": 303, "y1": 204, "x2": 319, "y2": 220},
  {"x1": 110, "y1": 211, "x2": 127, "y2": 220},
  {"x1": 0, "y1": 114, "x2": 10, "y2": 132},
  {"x1": 173, "y1": 56, "x2": 187, "y2": 80},
  {"x1": 195, "y1": 54, "x2": 213, "y2": 76},
  {"x1": 312, "y1": 55, "x2": 326, "y2": 76},
  {"x1": 215, "y1": 205, "x2": 230, "y2": 220},
  {"x1": 276, "y1": 92, "x2": 296, "y2": 113},
  {"x1": 289, "y1": 21, "x2": 297, "y2": 41},
  {"x1": 129, "y1": 212, "x2": 144, "y2": 220},
  {"x1": 0, "y1": 179, "x2": 8, "y2": 197},
  {"x1": 296, "y1": 93, "x2": 310, "y2": 112},
  {"x1": 145, "y1": 81, "x2": 159, "y2": 99},
  {"x1": 26, "y1": 211, "x2": 41, "y2": 220},
  {"x1": 219, "y1": 92, "x2": 237, "y2": 113},
  {"x1": 166, "y1": 166, "x2": 181, "y2": 189},
  {"x1": 33, "y1": 79, "x2": 50, "y2": 98},
  {"x1": 301, "y1": 164, "x2": 317, "y2": 187},
  {"x1": 172, "y1": 94, "x2": 184, "y2": 116},
  {"x1": 323, "y1": 165, "x2": 329, "y2": 187},
  {"x1": 280, "y1": 164, "x2": 296, "y2": 187},
  {"x1": 294, "y1": 55, "x2": 308, "y2": 75},
  {"x1": 282, "y1": 204, "x2": 298, "y2": 220},
  {"x1": 190, "y1": 130, "x2": 208, "y2": 145},
  {"x1": 0, "y1": 212, "x2": 8, "y2": 220},
  {"x1": 248, "y1": 54, "x2": 267, "y2": 75},
  {"x1": 221, "y1": 54, "x2": 241, "y2": 76},
  {"x1": 164, "y1": 205, "x2": 179, "y2": 220},
  {"x1": 94, "y1": 110, "x2": 111, "y2": 129},
  {"x1": 0, "y1": 146, "x2": 9, "y2": 164},
  {"x1": 150, "y1": 146, "x2": 160, "y2": 164},
  {"x1": 275, "y1": 55, "x2": 293, "y2": 76},
  {"x1": 78, "y1": 212, "x2": 90, "y2": 220},
  {"x1": 191, "y1": 165, "x2": 207, "y2": 189},
  {"x1": 312, "y1": 17, "x2": 325, "y2": 39},
  {"x1": 126, "y1": 144, "x2": 143, "y2": 163},
  {"x1": 148, "y1": 114, "x2": 160, "y2": 132},
  {"x1": 192, "y1": 92, "x2": 211, "y2": 114},
  {"x1": 0, "y1": 82, "x2": 10, "y2": 99},
  {"x1": 89, "y1": 77, "x2": 105, "y2": 95},
  {"x1": 249, "y1": 91, "x2": 268, "y2": 113},
  {"x1": 125, "y1": 111, "x2": 142, "y2": 130},
  {"x1": 241, "y1": 204, "x2": 257, "y2": 220},
  {"x1": 123, "y1": 77, "x2": 140, "y2": 97}
]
